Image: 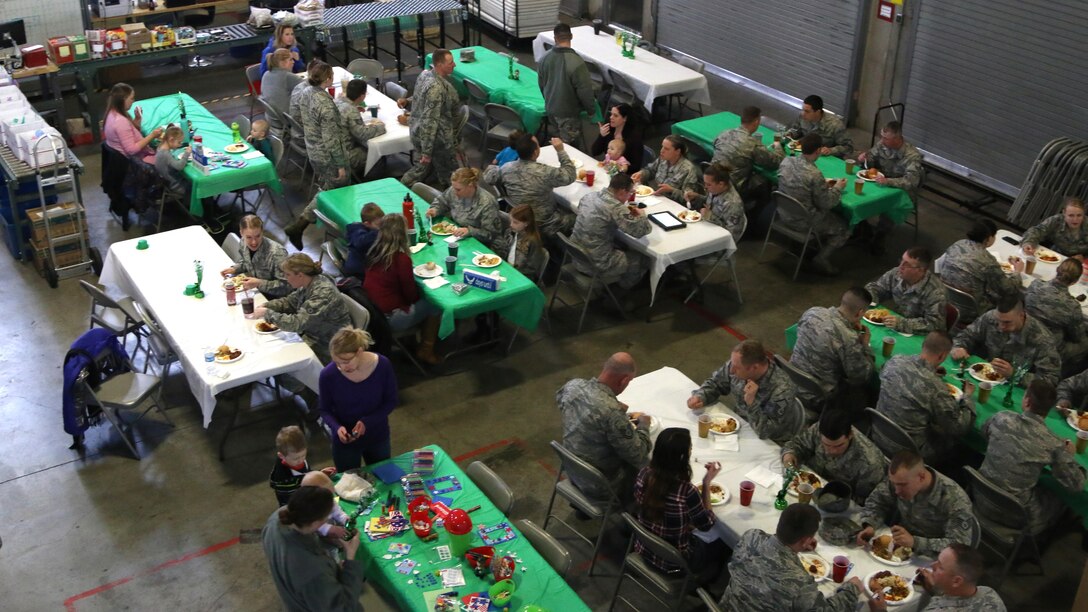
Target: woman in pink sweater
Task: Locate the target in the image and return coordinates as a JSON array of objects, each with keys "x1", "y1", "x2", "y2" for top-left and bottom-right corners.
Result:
[{"x1": 102, "y1": 83, "x2": 161, "y2": 165}]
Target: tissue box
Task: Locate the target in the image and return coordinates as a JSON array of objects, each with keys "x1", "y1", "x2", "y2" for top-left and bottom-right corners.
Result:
[
  {"x1": 462, "y1": 269, "x2": 501, "y2": 292},
  {"x1": 86, "y1": 30, "x2": 108, "y2": 58},
  {"x1": 121, "y1": 23, "x2": 151, "y2": 52},
  {"x1": 174, "y1": 26, "x2": 196, "y2": 46},
  {"x1": 47, "y1": 37, "x2": 75, "y2": 64},
  {"x1": 68, "y1": 35, "x2": 90, "y2": 61},
  {"x1": 19, "y1": 45, "x2": 49, "y2": 69}
]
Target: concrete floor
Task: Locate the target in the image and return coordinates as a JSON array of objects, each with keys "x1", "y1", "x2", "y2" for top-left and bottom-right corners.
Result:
[{"x1": 0, "y1": 19, "x2": 1081, "y2": 612}]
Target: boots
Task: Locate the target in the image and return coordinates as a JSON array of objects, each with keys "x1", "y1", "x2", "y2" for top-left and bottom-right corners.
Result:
[
  {"x1": 415, "y1": 316, "x2": 444, "y2": 366},
  {"x1": 810, "y1": 247, "x2": 840, "y2": 276},
  {"x1": 283, "y1": 217, "x2": 310, "y2": 250}
]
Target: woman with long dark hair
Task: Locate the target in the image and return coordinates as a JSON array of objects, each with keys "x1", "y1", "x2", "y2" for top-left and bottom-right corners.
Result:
[
  {"x1": 591, "y1": 103, "x2": 646, "y2": 172},
  {"x1": 634, "y1": 427, "x2": 726, "y2": 574},
  {"x1": 103, "y1": 82, "x2": 161, "y2": 164}
]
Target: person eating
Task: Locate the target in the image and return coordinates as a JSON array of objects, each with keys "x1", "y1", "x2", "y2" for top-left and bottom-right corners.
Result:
[
  {"x1": 631, "y1": 135, "x2": 701, "y2": 205},
  {"x1": 426, "y1": 167, "x2": 503, "y2": 247},
  {"x1": 782, "y1": 408, "x2": 886, "y2": 503},
  {"x1": 1023, "y1": 196, "x2": 1088, "y2": 259},
  {"x1": 863, "y1": 247, "x2": 946, "y2": 334},
  {"x1": 786, "y1": 94, "x2": 853, "y2": 158},
  {"x1": 221, "y1": 215, "x2": 292, "y2": 298},
  {"x1": 951, "y1": 294, "x2": 1061, "y2": 387},
  {"x1": 938, "y1": 219, "x2": 1024, "y2": 315}
]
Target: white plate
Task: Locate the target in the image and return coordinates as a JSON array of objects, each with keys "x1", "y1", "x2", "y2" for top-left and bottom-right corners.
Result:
[
  {"x1": 867, "y1": 536, "x2": 913, "y2": 567},
  {"x1": 1067, "y1": 412, "x2": 1088, "y2": 433},
  {"x1": 945, "y1": 382, "x2": 963, "y2": 401},
  {"x1": 255, "y1": 323, "x2": 279, "y2": 335},
  {"x1": 787, "y1": 140, "x2": 803, "y2": 151},
  {"x1": 798, "y1": 553, "x2": 831, "y2": 582},
  {"x1": 430, "y1": 222, "x2": 457, "y2": 236},
  {"x1": 863, "y1": 570, "x2": 919, "y2": 606},
  {"x1": 677, "y1": 210, "x2": 702, "y2": 223},
  {"x1": 708, "y1": 416, "x2": 740, "y2": 436},
  {"x1": 863, "y1": 309, "x2": 890, "y2": 325},
  {"x1": 1035, "y1": 248, "x2": 1061, "y2": 264},
  {"x1": 224, "y1": 143, "x2": 249, "y2": 154},
  {"x1": 221, "y1": 275, "x2": 248, "y2": 292},
  {"x1": 627, "y1": 412, "x2": 660, "y2": 434},
  {"x1": 413, "y1": 264, "x2": 443, "y2": 278},
  {"x1": 471, "y1": 254, "x2": 502, "y2": 268},
  {"x1": 215, "y1": 350, "x2": 244, "y2": 363},
  {"x1": 856, "y1": 170, "x2": 885, "y2": 182},
  {"x1": 634, "y1": 186, "x2": 655, "y2": 198},
  {"x1": 571, "y1": 158, "x2": 583, "y2": 169},
  {"x1": 787, "y1": 472, "x2": 825, "y2": 497},
  {"x1": 697, "y1": 481, "x2": 730, "y2": 506},
  {"x1": 968, "y1": 362, "x2": 1006, "y2": 385}
]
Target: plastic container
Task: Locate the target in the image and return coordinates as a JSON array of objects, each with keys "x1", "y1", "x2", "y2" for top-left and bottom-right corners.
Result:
[{"x1": 444, "y1": 508, "x2": 473, "y2": 557}]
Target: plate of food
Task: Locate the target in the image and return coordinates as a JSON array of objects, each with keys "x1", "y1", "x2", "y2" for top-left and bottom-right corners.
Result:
[
  {"x1": 576, "y1": 168, "x2": 588, "y2": 183},
  {"x1": 946, "y1": 382, "x2": 963, "y2": 401},
  {"x1": 224, "y1": 142, "x2": 249, "y2": 154},
  {"x1": 677, "y1": 210, "x2": 702, "y2": 223},
  {"x1": 969, "y1": 362, "x2": 1006, "y2": 385},
  {"x1": 863, "y1": 308, "x2": 891, "y2": 325},
  {"x1": 364, "y1": 118, "x2": 383, "y2": 127},
  {"x1": 430, "y1": 221, "x2": 458, "y2": 236},
  {"x1": 856, "y1": 168, "x2": 885, "y2": 182},
  {"x1": 708, "y1": 416, "x2": 740, "y2": 435},
  {"x1": 627, "y1": 411, "x2": 661, "y2": 434},
  {"x1": 222, "y1": 274, "x2": 249, "y2": 291},
  {"x1": 413, "y1": 262, "x2": 443, "y2": 278},
  {"x1": 472, "y1": 253, "x2": 502, "y2": 268},
  {"x1": 255, "y1": 321, "x2": 279, "y2": 334},
  {"x1": 999, "y1": 260, "x2": 1015, "y2": 273},
  {"x1": 696, "y1": 481, "x2": 730, "y2": 506},
  {"x1": 1066, "y1": 411, "x2": 1088, "y2": 433},
  {"x1": 1036, "y1": 248, "x2": 1061, "y2": 263},
  {"x1": 787, "y1": 471, "x2": 824, "y2": 497},
  {"x1": 634, "y1": 185, "x2": 655, "y2": 198},
  {"x1": 869, "y1": 534, "x2": 913, "y2": 566},
  {"x1": 214, "y1": 345, "x2": 243, "y2": 363},
  {"x1": 787, "y1": 139, "x2": 803, "y2": 151},
  {"x1": 865, "y1": 570, "x2": 917, "y2": 606},
  {"x1": 798, "y1": 553, "x2": 831, "y2": 581}
]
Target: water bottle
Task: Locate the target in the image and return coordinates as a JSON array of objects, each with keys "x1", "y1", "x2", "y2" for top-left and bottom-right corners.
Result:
[{"x1": 230, "y1": 121, "x2": 241, "y2": 144}]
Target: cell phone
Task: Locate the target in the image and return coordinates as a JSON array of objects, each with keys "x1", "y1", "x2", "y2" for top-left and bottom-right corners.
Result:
[{"x1": 1001, "y1": 236, "x2": 1020, "y2": 246}]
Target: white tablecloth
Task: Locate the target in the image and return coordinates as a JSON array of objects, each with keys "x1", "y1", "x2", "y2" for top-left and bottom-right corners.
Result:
[
  {"x1": 331, "y1": 67, "x2": 413, "y2": 174},
  {"x1": 980, "y1": 229, "x2": 1088, "y2": 318},
  {"x1": 537, "y1": 145, "x2": 736, "y2": 304},
  {"x1": 618, "y1": 366, "x2": 926, "y2": 610},
  {"x1": 532, "y1": 26, "x2": 711, "y2": 112},
  {"x1": 99, "y1": 226, "x2": 324, "y2": 427}
]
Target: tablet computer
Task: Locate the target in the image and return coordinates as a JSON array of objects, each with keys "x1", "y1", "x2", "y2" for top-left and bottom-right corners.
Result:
[{"x1": 649, "y1": 211, "x2": 685, "y2": 231}]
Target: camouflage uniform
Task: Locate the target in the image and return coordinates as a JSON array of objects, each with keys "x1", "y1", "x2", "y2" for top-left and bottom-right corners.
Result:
[
  {"x1": 401, "y1": 68, "x2": 461, "y2": 190},
  {"x1": 483, "y1": 150, "x2": 576, "y2": 237},
  {"x1": 918, "y1": 587, "x2": 1006, "y2": 612},
  {"x1": 288, "y1": 80, "x2": 314, "y2": 135},
  {"x1": 859, "y1": 467, "x2": 975, "y2": 557},
  {"x1": 876, "y1": 355, "x2": 977, "y2": 462},
  {"x1": 953, "y1": 309, "x2": 1062, "y2": 387},
  {"x1": 570, "y1": 188, "x2": 652, "y2": 288},
  {"x1": 778, "y1": 156, "x2": 850, "y2": 247},
  {"x1": 688, "y1": 186, "x2": 747, "y2": 239},
  {"x1": 334, "y1": 97, "x2": 386, "y2": 176},
  {"x1": 429, "y1": 185, "x2": 503, "y2": 247},
  {"x1": 263, "y1": 274, "x2": 352, "y2": 364},
  {"x1": 302, "y1": 90, "x2": 350, "y2": 191},
  {"x1": 233, "y1": 236, "x2": 292, "y2": 299},
  {"x1": 537, "y1": 46, "x2": 596, "y2": 148},
  {"x1": 711, "y1": 127, "x2": 783, "y2": 198},
  {"x1": 719, "y1": 528, "x2": 861, "y2": 612},
  {"x1": 782, "y1": 424, "x2": 886, "y2": 501},
  {"x1": 788, "y1": 112, "x2": 854, "y2": 158},
  {"x1": 556, "y1": 377, "x2": 651, "y2": 501},
  {"x1": 1058, "y1": 368, "x2": 1088, "y2": 408},
  {"x1": 492, "y1": 228, "x2": 546, "y2": 282},
  {"x1": 1022, "y1": 214, "x2": 1088, "y2": 257},
  {"x1": 790, "y1": 306, "x2": 875, "y2": 404},
  {"x1": 1024, "y1": 277, "x2": 1088, "y2": 364},
  {"x1": 939, "y1": 239, "x2": 1022, "y2": 313},
  {"x1": 692, "y1": 360, "x2": 800, "y2": 443},
  {"x1": 865, "y1": 268, "x2": 947, "y2": 334},
  {"x1": 638, "y1": 156, "x2": 701, "y2": 205},
  {"x1": 863, "y1": 141, "x2": 924, "y2": 202},
  {"x1": 980, "y1": 410, "x2": 1086, "y2": 533}
]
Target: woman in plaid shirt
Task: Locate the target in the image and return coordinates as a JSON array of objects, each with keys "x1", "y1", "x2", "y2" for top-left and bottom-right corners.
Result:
[{"x1": 633, "y1": 428, "x2": 728, "y2": 575}]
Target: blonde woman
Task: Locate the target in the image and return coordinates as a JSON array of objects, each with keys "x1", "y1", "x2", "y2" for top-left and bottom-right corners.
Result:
[
  {"x1": 320, "y1": 328, "x2": 398, "y2": 471},
  {"x1": 363, "y1": 214, "x2": 443, "y2": 365},
  {"x1": 259, "y1": 23, "x2": 304, "y2": 76},
  {"x1": 221, "y1": 215, "x2": 291, "y2": 298},
  {"x1": 426, "y1": 167, "x2": 503, "y2": 246},
  {"x1": 253, "y1": 254, "x2": 351, "y2": 363}
]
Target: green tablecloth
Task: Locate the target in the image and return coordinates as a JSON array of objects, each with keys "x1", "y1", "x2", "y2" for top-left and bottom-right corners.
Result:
[
  {"x1": 672, "y1": 112, "x2": 915, "y2": 227},
  {"x1": 428, "y1": 47, "x2": 601, "y2": 134},
  {"x1": 136, "y1": 93, "x2": 282, "y2": 216},
  {"x1": 784, "y1": 311, "x2": 1088, "y2": 525},
  {"x1": 315, "y1": 178, "x2": 546, "y2": 339},
  {"x1": 339, "y1": 446, "x2": 590, "y2": 612}
]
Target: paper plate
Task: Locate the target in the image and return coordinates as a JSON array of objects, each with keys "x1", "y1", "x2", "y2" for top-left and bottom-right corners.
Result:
[
  {"x1": 225, "y1": 142, "x2": 249, "y2": 154},
  {"x1": 798, "y1": 553, "x2": 831, "y2": 581},
  {"x1": 634, "y1": 185, "x2": 654, "y2": 198},
  {"x1": 430, "y1": 222, "x2": 457, "y2": 236},
  {"x1": 856, "y1": 170, "x2": 885, "y2": 182},
  {"x1": 864, "y1": 570, "x2": 919, "y2": 606},
  {"x1": 868, "y1": 535, "x2": 913, "y2": 567},
  {"x1": 472, "y1": 254, "x2": 502, "y2": 268},
  {"x1": 968, "y1": 362, "x2": 1006, "y2": 385},
  {"x1": 215, "y1": 350, "x2": 244, "y2": 363},
  {"x1": 708, "y1": 416, "x2": 740, "y2": 436},
  {"x1": 677, "y1": 210, "x2": 702, "y2": 223},
  {"x1": 1066, "y1": 412, "x2": 1088, "y2": 433},
  {"x1": 413, "y1": 264, "x2": 443, "y2": 278},
  {"x1": 697, "y1": 481, "x2": 730, "y2": 506},
  {"x1": 255, "y1": 322, "x2": 279, "y2": 334}
]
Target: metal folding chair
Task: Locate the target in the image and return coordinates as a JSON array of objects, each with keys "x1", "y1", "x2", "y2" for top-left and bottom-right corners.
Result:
[
  {"x1": 761, "y1": 190, "x2": 824, "y2": 280},
  {"x1": 78, "y1": 346, "x2": 172, "y2": 459},
  {"x1": 483, "y1": 103, "x2": 526, "y2": 159},
  {"x1": 544, "y1": 440, "x2": 621, "y2": 577},
  {"x1": 79, "y1": 280, "x2": 147, "y2": 356},
  {"x1": 515, "y1": 519, "x2": 572, "y2": 579},
  {"x1": 345, "y1": 58, "x2": 384, "y2": 86},
  {"x1": 245, "y1": 63, "x2": 261, "y2": 119},
  {"x1": 131, "y1": 301, "x2": 179, "y2": 378},
  {"x1": 943, "y1": 282, "x2": 979, "y2": 328},
  {"x1": 865, "y1": 407, "x2": 920, "y2": 459},
  {"x1": 965, "y1": 466, "x2": 1045, "y2": 581},
  {"x1": 462, "y1": 77, "x2": 490, "y2": 147},
  {"x1": 607, "y1": 69, "x2": 638, "y2": 109},
  {"x1": 255, "y1": 96, "x2": 286, "y2": 139},
  {"x1": 466, "y1": 461, "x2": 515, "y2": 515},
  {"x1": 411, "y1": 182, "x2": 442, "y2": 204},
  {"x1": 221, "y1": 232, "x2": 241, "y2": 260},
  {"x1": 548, "y1": 233, "x2": 628, "y2": 333},
  {"x1": 608, "y1": 512, "x2": 697, "y2": 611},
  {"x1": 341, "y1": 293, "x2": 370, "y2": 331}
]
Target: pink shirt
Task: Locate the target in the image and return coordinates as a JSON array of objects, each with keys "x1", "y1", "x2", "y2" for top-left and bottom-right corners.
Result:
[{"x1": 103, "y1": 110, "x2": 155, "y2": 164}]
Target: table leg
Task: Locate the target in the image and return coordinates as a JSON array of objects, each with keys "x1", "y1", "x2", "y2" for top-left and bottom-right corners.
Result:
[
  {"x1": 393, "y1": 18, "x2": 403, "y2": 82},
  {"x1": 684, "y1": 251, "x2": 732, "y2": 304},
  {"x1": 439, "y1": 11, "x2": 446, "y2": 48},
  {"x1": 215, "y1": 383, "x2": 254, "y2": 461},
  {"x1": 416, "y1": 14, "x2": 425, "y2": 69}
]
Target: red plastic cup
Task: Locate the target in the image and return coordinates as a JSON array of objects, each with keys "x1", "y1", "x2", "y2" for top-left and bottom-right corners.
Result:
[
  {"x1": 832, "y1": 555, "x2": 849, "y2": 583},
  {"x1": 327, "y1": 86, "x2": 336, "y2": 97},
  {"x1": 739, "y1": 481, "x2": 755, "y2": 506},
  {"x1": 585, "y1": 169, "x2": 595, "y2": 187}
]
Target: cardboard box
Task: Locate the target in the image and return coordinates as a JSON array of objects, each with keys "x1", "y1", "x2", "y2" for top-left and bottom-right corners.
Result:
[
  {"x1": 14, "y1": 127, "x2": 64, "y2": 167},
  {"x1": 31, "y1": 231, "x2": 90, "y2": 273},
  {"x1": 47, "y1": 37, "x2": 75, "y2": 64},
  {"x1": 85, "y1": 30, "x2": 108, "y2": 59},
  {"x1": 19, "y1": 44, "x2": 48, "y2": 68},
  {"x1": 68, "y1": 35, "x2": 90, "y2": 61},
  {"x1": 27, "y1": 201, "x2": 83, "y2": 242},
  {"x1": 121, "y1": 23, "x2": 151, "y2": 52},
  {"x1": 175, "y1": 26, "x2": 196, "y2": 46},
  {"x1": 105, "y1": 29, "x2": 127, "y2": 54}
]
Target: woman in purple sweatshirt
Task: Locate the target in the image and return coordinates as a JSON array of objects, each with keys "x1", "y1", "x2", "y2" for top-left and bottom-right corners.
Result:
[{"x1": 319, "y1": 327, "x2": 398, "y2": 471}]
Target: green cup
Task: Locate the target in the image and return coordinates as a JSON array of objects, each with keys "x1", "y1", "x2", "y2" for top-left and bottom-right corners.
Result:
[
  {"x1": 184, "y1": 283, "x2": 197, "y2": 296},
  {"x1": 136, "y1": 239, "x2": 149, "y2": 250}
]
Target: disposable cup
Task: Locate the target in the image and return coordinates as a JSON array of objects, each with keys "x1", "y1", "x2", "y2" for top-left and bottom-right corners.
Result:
[
  {"x1": 978, "y1": 381, "x2": 992, "y2": 403},
  {"x1": 697, "y1": 414, "x2": 710, "y2": 438},
  {"x1": 1078, "y1": 431, "x2": 1088, "y2": 454},
  {"x1": 882, "y1": 336, "x2": 896, "y2": 358},
  {"x1": 739, "y1": 481, "x2": 755, "y2": 506},
  {"x1": 832, "y1": 556, "x2": 849, "y2": 583}
]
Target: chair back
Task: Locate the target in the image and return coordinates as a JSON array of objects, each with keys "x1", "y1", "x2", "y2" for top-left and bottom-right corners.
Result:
[
  {"x1": 233, "y1": 115, "x2": 251, "y2": 140},
  {"x1": 341, "y1": 293, "x2": 371, "y2": 331},
  {"x1": 221, "y1": 232, "x2": 241, "y2": 259},
  {"x1": 284, "y1": 112, "x2": 306, "y2": 148},
  {"x1": 346, "y1": 58, "x2": 384, "y2": 85},
  {"x1": 384, "y1": 81, "x2": 407, "y2": 100},
  {"x1": 463, "y1": 77, "x2": 490, "y2": 105},
  {"x1": 466, "y1": 461, "x2": 515, "y2": 515},
  {"x1": 132, "y1": 300, "x2": 175, "y2": 366},
  {"x1": 620, "y1": 512, "x2": 690, "y2": 573},
  {"x1": 584, "y1": 61, "x2": 607, "y2": 90},
  {"x1": 549, "y1": 440, "x2": 617, "y2": 502},
  {"x1": 943, "y1": 282, "x2": 978, "y2": 327},
  {"x1": 787, "y1": 397, "x2": 807, "y2": 438},
  {"x1": 455, "y1": 104, "x2": 471, "y2": 139},
  {"x1": 484, "y1": 103, "x2": 524, "y2": 129},
  {"x1": 964, "y1": 466, "x2": 1030, "y2": 530},
  {"x1": 515, "y1": 519, "x2": 572, "y2": 578},
  {"x1": 555, "y1": 233, "x2": 601, "y2": 276},
  {"x1": 411, "y1": 182, "x2": 442, "y2": 204},
  {"x1": 255, "y1": 96, "x2": 286, "y2": 137},
  {"x1": 268, "y1": 134, "x2": 285, "y2": 168},
  {"x1": 676, "y1": 134, "x2": 710, "y2": 166},
  {"x1": 607, "y1": 69, "x2": 638, "y2": 103},
  {"x1": 642, "y1": 144, "x2": 656, "y2": 169},
  {"x1": 313, "y1": 208, "x2": 344, "y2": 240},
  {"x1": 536, "y1": 248, "x2": 551, "y2": 286},
  {"x1": 772, "y1": 190, "x2": 815, "y2": 225},
  {"x1": 676, "y1": 55, "x2": 705, "y2": 74},
  {"x1": 945, "y1": 302, "x2": 960, "y2": 332},
  {"x1": 696, "y1": 588, "x2": 723, "y2": 612},
  {"x1": 772, "y1": 354, "x2": 831, "y2": 406},
  {"x1": 245, "y1": 63, "x2": 262, "y2": 96},
  {"x1": 80, "y1": 280, "x2": 126, "y2": 313},
  {"x1": 864, "y1": 407, "x2": 920, "y2": 458}
]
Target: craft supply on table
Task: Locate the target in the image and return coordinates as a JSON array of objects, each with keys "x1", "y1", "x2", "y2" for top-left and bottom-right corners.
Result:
[{"x1": 477, "y1": 521, "x2": 518, "y2": 546}]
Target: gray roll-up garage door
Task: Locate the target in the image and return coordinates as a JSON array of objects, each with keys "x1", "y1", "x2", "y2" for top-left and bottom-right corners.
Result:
[
  {"x1": 655, "y1": 0, "x2": 865, "y2": 117},
  {"x1": 902, "y1": 0, "x2": 1088, "y2": 196}
]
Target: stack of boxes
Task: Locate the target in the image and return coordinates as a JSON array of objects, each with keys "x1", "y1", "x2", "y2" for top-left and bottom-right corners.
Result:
[
  {"x1": 26, "y1": 201, "x2": 88, "y2": 273},
  {"x1": 0, "y1": 70, "x2": 65, "y2": 168}
]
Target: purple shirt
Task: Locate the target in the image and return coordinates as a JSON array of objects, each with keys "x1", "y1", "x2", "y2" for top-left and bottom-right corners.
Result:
[{"x1": 318, "y1": 354, "x2": 398, "y2": 445}]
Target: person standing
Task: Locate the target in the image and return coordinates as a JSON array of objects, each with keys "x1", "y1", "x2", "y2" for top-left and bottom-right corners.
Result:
[
  {"x1": 537, "y1": 23, "x2": 596, "y2": 148},
  {"x1": 400, "y1": 49, "x2": 461, "y2": 190}
]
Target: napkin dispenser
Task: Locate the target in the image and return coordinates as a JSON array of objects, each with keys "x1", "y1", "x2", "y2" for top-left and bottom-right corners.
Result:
[{"x1": 462, "y1": 269, "x2": 500, "y2": 292}]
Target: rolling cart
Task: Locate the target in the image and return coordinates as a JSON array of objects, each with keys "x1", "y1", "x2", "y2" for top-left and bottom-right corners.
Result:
[{"x1": 30, "y1": 133, "x2": 100, "y2": 287}]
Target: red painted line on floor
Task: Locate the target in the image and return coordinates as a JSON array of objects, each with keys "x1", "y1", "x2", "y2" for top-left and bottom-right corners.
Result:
[
  {"x1": 63, "y1": 537, "x2": 241, "y2": 611},
  {"x1": 453, "y1": 438, "x2": 558, "y2": 476},
  {"x1": 683, "y1": 302, "x2": 748, "y2": 341}
]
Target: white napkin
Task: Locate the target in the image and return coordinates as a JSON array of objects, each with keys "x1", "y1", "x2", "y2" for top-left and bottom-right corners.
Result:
[
  {"x1": 205, "y1": 365, "x2": 230, "y2": 380},
  {"x1": 744, "y1": 464, "x2": 781, "y2": 488},
  {"x1": 409, "y1": 243, "x2": 427, "y2": 254},
  {"x1": 241, "y1": 150, "x2": 263, "y2": 160},
  {"x1": 714, "y1": 436, "x2": 739, "y2": 452},
  {"x1": 273, "y1": 331, "x2": 303, "y2": 343},
  {"x1": 444, "y1": 236, "x2": 459, "y2": 244},
  {"x1": 423, "y1": 276, "x2": 450, "y2": 289}
]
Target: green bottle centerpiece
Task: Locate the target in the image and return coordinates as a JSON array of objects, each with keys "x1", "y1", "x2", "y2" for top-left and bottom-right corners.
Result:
[
  {"x1": 775, "y1": 466, "x2": 800, "y2": 510},
  {"x1": 1002, "y1": 360, "x2": 1032, "y2": 408}
]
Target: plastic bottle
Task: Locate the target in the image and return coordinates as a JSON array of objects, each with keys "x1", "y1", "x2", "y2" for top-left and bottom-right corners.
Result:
[
  {"x1": 224, "y1": 275, "x2": 236, "y2": 306},
  {"x1": 402, "y1": 193, "x2": 415, "y2": 230},
  {"x1": 230, "y1": 121, "x2": 241, "y2": 143}
]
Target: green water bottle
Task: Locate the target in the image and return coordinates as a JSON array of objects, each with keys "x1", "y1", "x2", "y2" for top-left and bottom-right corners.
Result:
[{"x1": 230, "y1": 122, "x2": 242, "y2": 144}]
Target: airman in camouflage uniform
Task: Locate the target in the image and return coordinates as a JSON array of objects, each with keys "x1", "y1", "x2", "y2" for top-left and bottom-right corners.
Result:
[
  {"x1": 632, "y1": 135, "x2": 701, "y2": 205},
  {"x1": 1021, "y1": 198, "x2": 1088, "y2": 257},
  {"x1": 860, "y1": 121, "x2": 923, "y2": 202},
  {"x1": 876, "y1": 347, "x2": 976, "y2": 463},
  {"x1": 334, "y1": 93, "x2": 386, "y2": 178},
  {"x1": 711, "y1": 111, "x2": 784, "y2": 199},
  {"x1": 687, "y1": 183, "x2": 747, "y2": 238},
  {"x1": 483, "y1": 138, "x2": 576, "y2": 237},
  {"x1": 556, "y1": 352, "x2": 650, "y2": 502},
  {"x1": 1024, "y1": 260, "x2": 1088, "y2": 367},
  {"x1": 720, "y1": 505, "x2": 862, "y2": 612},
  {"x1": 401, "y1": 51, "x2": 461, "y2": 190},
  {"x1": 263, "y1": 273, "x2": 351, "y2": 364},
  {"x1": 232, "y1": 235, "x2": 292, "y2": 298},
  {"x1": 865, "y1": 248, "x2": 947, "y2": 335},
  {"x1": 288, "y1": 79, "x2": 313, "y2": 136},
  {"x1": 939, "y1": 237, "x2": 1022, "y2": 313},
  {"x1": 570, "y1": 178, "x2": 651, "y2": 288},
  {"x1": 302, "y1": 89, "x2": 350, "y2": 191},
  {"x1": 790, "y1": 288, "x2": 875, "y2": 406},
  {"x1": 689, "y1": 339, "x2": 799, "y2": 443},
  {"x1": 429, "y1": 182, "x2": 504, "y2": 247},
  {"x1": 980, "y1": 382, "x2": 1086, "y2": 534},
  {"x1": 1057, "y1": 368, "x2": 1088, "y2": 410},
  {"x1": 952, "y1": 302, "x2": 1061, "y2": 387},
  {"x1": 781, "y1": 420, "x2": 887, "y2": 502},
  {"x1": 919, "y1": 588, "x2": 1006, "y2": 612},
  {"x1": 778, "y1": 139, "x2": 850, "y2": 274},
  {"x1": 787, "y1": 95, "x2": 854, "y2": 158},
  {"x1": 858, "y1": 459, "x2": 974, "y2": 558}
]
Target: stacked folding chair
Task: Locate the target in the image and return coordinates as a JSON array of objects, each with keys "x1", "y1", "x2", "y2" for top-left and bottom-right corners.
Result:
[{"x1": 1009, "y1": 138, "x2": 1088, "y2": 227}]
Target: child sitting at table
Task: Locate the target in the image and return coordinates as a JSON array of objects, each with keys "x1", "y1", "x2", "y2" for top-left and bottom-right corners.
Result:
[
  {"x1": 600, "y1": 138, "x2": 630, "y2": 175},
  {"x1": 269, "y1": 425, "x2": 336, "y2": 506},
  {"x1": 493, "y1": 204, "x2": 546, "y2": 282},
  {"x1": 343, "y1": 202, "x2": 385, "y2": 281},
  {"x1": 492, "y1": 129, "x2": 523, "y2": 167},
  {"x1": 247, "y1": 119, "x2": 275, "y2": 161},
  {"x1": 154, "y1": 125, "x2": 191, "y2": 199}
]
